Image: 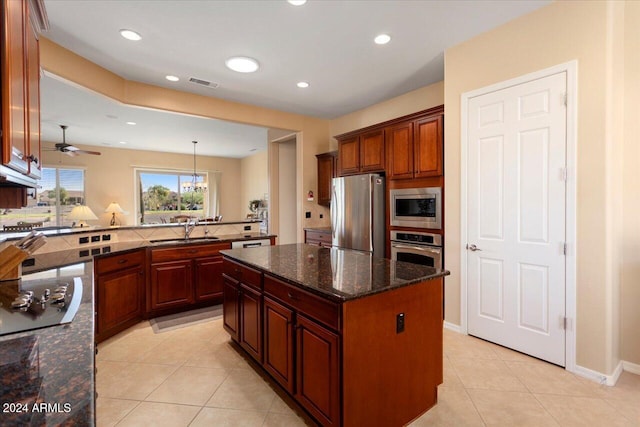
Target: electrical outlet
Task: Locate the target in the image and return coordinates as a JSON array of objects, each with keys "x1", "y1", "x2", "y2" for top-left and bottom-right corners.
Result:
[
  {"x1": 91, "y1": 235, "x2": 100, "y2": 242},
  {"x1": 79, "y1": 249, "x2": 90, "y2": 257},
  {"x1": 102, "y1": 234, "x2": 111, "y2": 241},
  {"x1": 79, "y1": 237, "x2": 89, "y2": 244},
  {"x1": 396, "y1": 313, "x2": 405, "y2": 333},
  {"x1": 319, "y1": 213, "x2": 323, "y2": 219},
  {"x1": 305, "y1": 211, "x2": 311, "y2": 219}
]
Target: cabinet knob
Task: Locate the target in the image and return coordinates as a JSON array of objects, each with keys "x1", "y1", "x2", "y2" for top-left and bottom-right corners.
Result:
[
  {"x1": 27, "y1": 154, "x2": 38, "y2": 164},
  {"x1": 287, "y1": 292, "x2": 299, "y2": 301},
  {"x1": 117, "y1": 259, "x2": 128, "y2": 264}
]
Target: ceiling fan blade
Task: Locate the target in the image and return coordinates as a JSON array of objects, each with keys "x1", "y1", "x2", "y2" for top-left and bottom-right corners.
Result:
[
  {"x1": 64, "y1": 150, "x2": 79, "y2": 157},
  {"x1": 73, "y1": 149, "x2": 102, "y2": 156}
]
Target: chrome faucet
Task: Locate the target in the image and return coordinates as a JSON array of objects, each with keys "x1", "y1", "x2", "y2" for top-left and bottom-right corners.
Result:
[{"x1": 184, "y1": 218, "x2": 198, "y2": 239}]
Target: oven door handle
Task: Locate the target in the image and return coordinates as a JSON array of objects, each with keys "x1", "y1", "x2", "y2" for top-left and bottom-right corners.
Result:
[{"x1": 392, "y1": 244, "x2": 441, "y2": 254}]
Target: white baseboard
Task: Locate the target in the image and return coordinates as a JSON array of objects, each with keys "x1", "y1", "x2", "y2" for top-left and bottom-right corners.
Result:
[
  {"x1": 622, "y1": 360, "x2": 640, "y2": 375},
  {"x1": 443, "y1": 321, "x2": 462, "y2": 333},
  {"x1": 573, "y1": 361, "x2": 626, "y2": 386}
]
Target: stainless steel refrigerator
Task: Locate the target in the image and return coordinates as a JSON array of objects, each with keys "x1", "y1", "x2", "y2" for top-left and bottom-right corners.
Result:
[{"x1": 330, "y1": 173, "x2": 385, "y2": 257}]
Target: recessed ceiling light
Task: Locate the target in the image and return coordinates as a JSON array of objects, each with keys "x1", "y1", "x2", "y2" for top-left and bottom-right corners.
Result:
[
  {"x1": 119, "y1": 29, "x2": 142, "y2": 41},
  {"x1": 126, "y1": 121, "x2": 136, "y2": 126},
  {"x1": 297, "y1": 81, "x2": 310, "y2": 88},
  {"x1": 165, "y1": 75, "x2": 180, "y2": 82},
  {"x1": 225, "y1": 57, "x2": 260, "y2": 73},
  {"x1": 288, "y1": 0, "x2": 307, "y2": 5},
  {"x1": 119, "y1": 141, "x2": 127, "y2": 145},
  {"x1": 374, "y1": 34, "x2": 391, "y2": 45}
]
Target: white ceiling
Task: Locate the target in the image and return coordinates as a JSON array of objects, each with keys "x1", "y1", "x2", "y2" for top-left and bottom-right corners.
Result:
[{"x1": 40, "y1": 0, "x2": 550, "y2": 157}]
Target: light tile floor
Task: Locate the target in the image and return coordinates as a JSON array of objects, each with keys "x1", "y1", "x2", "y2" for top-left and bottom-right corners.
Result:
[{"x1": 97, "y1": 319, "x2": 640, "y2": 426}]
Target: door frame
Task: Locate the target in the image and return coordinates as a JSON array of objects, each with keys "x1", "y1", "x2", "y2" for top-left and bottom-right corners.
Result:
[{"x1": 460, "y1": 61, "x2": 577, "y2": 372}]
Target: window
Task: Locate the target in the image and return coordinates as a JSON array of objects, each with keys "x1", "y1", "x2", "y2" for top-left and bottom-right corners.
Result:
[
  {"x1": 136, "y1": 170, "x2": 209, "y2": 225},
  {"x1": 0, "y1": 167, "x2": 85, "y2": 229}
]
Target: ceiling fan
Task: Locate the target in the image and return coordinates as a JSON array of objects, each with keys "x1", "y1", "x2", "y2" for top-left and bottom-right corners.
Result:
[{"x1": 46, "y1": 125, "x2": 102, "y2": 156}]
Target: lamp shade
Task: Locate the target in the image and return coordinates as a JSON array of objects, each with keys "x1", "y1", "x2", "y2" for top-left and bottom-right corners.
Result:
[
  {"x1": 104, "y1": 202, "x2": 124, "y2": 214},
  {"x1": 67, "y1": 205, "x2": 98, "y2": 227}
]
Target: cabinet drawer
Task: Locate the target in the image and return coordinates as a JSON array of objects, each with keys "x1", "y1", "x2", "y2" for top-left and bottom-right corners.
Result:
[
  {"x1": 305, "y1": 230, "x2": 332, "y2": 245},
  {"x1": 223, "y1": 259, "x2": 262, "y2": 290},
  {"x1": 151, "y1": 243, "x2": 230, "y2": 263},
  {"x1": 95, "y1": 249, "x2": 145, "y2": 275},
  {"x1": 264, "y1": 274, "x2": 339, "y2": 331}
]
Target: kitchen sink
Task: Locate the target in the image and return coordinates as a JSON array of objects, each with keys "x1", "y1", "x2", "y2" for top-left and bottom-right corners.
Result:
[{"x1": 149, "y1": 237, "x2": 220, "y2": 244}]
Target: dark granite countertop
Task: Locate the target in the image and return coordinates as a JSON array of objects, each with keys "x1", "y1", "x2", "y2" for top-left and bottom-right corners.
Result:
[
  {"x1": 21, "y1": 233, "x2": 275, "y2": 274},
  {"x1": 0, "y1": 262, "x2": 95, "y2": 426},
  {"x1": 221, "y1": 243, "x2": 449, "y2": 302}
]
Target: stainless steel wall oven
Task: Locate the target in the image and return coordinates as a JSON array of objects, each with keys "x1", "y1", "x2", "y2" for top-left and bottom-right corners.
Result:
[{"x1": 390, "y1": 230, "x2": 442, "y2": 269}]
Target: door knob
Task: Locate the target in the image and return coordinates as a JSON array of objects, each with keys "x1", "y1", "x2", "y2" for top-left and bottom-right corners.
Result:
[{"x1": 467, "y1": 244, "x2": 482, "y2": 251}]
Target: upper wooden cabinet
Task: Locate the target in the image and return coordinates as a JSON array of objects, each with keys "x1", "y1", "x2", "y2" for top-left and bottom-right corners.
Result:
[
  {"x1": 0, "y1": 0, "x2": 46, "y2": 204},
  {"x1": 387, "y1": 113, "x2": 443, "y2": 180},
  {"x1": 337, "y1": 129, "x2": 385, "y2": 176},
  {"x1": 413, "y1": 115, "x2": 443, "y2": 178},
  {"x1": 315, "y1": 151, "x2": 337, "y2": 206},
  {"x1": 334, "y1": 106, "x2": 444, "y2": 181}
]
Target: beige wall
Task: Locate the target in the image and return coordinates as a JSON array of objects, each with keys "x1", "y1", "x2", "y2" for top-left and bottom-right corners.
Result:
[
  {"x1": 40, "y1": 39, "x2": 330, "y2": 242},
  {"x1": 444, "y1": 0, "x2": 639, "y2": 374},
  {"x1": 41, "y1": 143, "x2": 242, "y2": 226},
  {"x1": 329, "y1": 81, "x2": 444, "y2": 146},
  {"x1": 240, "y1": 150, "x2": 269, "y2": 218},
  {"x1": 621, "y1": 1, "x2": 640, "y2": 366}
]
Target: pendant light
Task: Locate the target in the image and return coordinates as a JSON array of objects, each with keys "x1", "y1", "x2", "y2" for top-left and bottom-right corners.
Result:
[{"x1": 182, "y1": 141, "x2": 207, "y2": 193}]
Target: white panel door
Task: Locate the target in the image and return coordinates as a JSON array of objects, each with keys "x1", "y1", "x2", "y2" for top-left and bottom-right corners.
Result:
[{"x1": 467, "y1": 72, "x2": 567, "y2": 366}]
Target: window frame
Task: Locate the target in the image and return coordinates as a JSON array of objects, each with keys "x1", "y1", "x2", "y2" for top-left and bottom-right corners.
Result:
[{"x1": 134, "y1": 167, "x2": 209, "y2": 225}]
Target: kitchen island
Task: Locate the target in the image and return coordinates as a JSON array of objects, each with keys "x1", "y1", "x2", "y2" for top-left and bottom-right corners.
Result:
[{"x1": 221, "y1": 243, "x2": 449, "y2": 427}]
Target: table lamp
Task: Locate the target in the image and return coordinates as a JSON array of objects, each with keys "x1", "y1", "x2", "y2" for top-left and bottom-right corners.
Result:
[
  {"x1": 105, "y1": 202, "x2": 125, "y2": 226},
  {"x1": 68, "y1": 205, "x2": 98, "y2": 228}
]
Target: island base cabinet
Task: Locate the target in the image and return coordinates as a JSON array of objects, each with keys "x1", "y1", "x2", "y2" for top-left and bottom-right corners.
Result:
[
  {"x1": 263, "y1": 297, "x2": 295, "y2": 394},
  {"x1": 341, "y1": 277, "x2": 443, "y2": 426},
  {"x1": 222, "y1": 276, "x2": 240, "y2": 341},
  {"x1": 296, "y1": 314, "x2": 340, "y2": 427},
  {"x1": 239, "y1": 283, "x2": 262, "y2": 363}
]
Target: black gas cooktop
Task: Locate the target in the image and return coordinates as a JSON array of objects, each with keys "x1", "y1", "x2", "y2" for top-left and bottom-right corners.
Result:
[{"x1": 0, "y1": 276, "x2": 82, "y2": 336}]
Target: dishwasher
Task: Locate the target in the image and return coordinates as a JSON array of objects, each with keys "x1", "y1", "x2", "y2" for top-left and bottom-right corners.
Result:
[{"x1": 231, "y1": 239, "x2": 271, "y2": 249}]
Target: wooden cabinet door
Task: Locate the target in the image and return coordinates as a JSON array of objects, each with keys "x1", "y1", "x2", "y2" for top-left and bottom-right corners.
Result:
[
  {"x1": 1, "y1": 0, "x2": 28, "y2": 174},
  {"x1": 25, "y1": 16, "x2": 40, "y2": 179},
  {"x1": 96, "y1": 265, "x2": 144, "y2": 342},
  {"x1": 263, "y1": 296, "x2": 295, "y2": 393},
  {"x1": 240, "y1": 283, "x2": 262, "y2": 362},
  {"x1": 149, "y1": 260, "x2": 193, "y2": 311},
  {"x1": 316, "y1": 152, "x2": 336, "y2": 206},
  {"x1": 222, "y1": 275, "x2": 240, "y2": 341},
  {"x1": 414, "y1": 115, "x2": 443, "y2": 178},
  {"x1": 386, "y1": 121, "x2": 414, "y2": 180},
  {"x1": 296, "y1": 314, "x2": 340, "y2": 426},
  {"x1": 337, "y1": 136, "x2": 360, "y2": 176},
  {"x1": 360, "y1": 129, "x2": 385, "y2": 172},
  {"x1": 194, "y1": 255, "x2": 223, "y2": 302}
]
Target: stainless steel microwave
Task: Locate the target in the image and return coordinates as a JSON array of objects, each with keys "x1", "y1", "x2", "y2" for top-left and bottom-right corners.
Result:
[{"x1": 390, "y1": 187, "x2": 441, "y2": 229}]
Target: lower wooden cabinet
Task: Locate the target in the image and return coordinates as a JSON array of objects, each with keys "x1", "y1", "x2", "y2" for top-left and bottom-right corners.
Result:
[
  {"x1": 222, "y1": 275, "x2": 240, "y2": 341},
  {"x1": 304, "y1": 228, "x2": 332, "y2": 247},
  {"x1": 263, "y1": 297, "x2": 295, "y2": 393},
  {"x1": 296, "y1": 314, "x2": 340, "y2": 426},
  {"x1": 239, "y1": 283, "x2": 262, "y2": 362},
  {"x1": 149, "y1": 259, "x2": 193, "y2": 311},
  {"x1": 149, "y1": 242, "x2": 230, "y2": 315},
  {"x1": 95, "y1": 250, "x2": 146, "y2": 343},
  {"x1": 194, "y1": 255, "x2": 224, "y2": 302},
  {"x1": 262, "y1": 295, "x2": 340, "y2": 426}
]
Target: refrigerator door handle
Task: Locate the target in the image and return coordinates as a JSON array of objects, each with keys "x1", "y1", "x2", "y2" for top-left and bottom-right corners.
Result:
[{"x1": 330, "y1": 184, "x2": 337, "y2": 241}]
